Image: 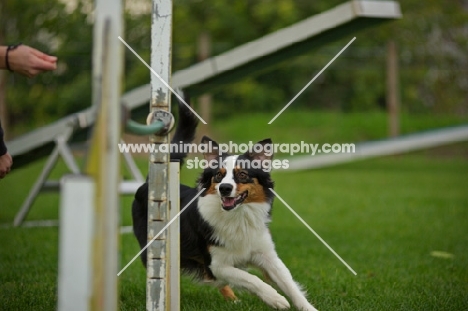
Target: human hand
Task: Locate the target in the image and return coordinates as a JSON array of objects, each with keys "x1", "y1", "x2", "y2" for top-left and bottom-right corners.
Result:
[
  {"x1": 0, "y1": 152, "x2": 13, "y2": 179},
  {"x1": 7, "y1": 45, "x2": 57, "y2": 78}
]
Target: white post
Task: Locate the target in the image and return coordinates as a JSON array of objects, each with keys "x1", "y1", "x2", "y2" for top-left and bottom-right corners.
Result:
[
  {"x1": 147, "y1": 0, "x2": 173, "y2": 310},
  {"x1": 169, "y1": 161, "x2": 180, "y2": 311},
  {"x1": 57, "y1": 176, "x2": 95, "y2": 311}
]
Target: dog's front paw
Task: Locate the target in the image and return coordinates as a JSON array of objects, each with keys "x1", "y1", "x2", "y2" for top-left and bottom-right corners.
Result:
[
  {"x1": 270, "y1": 294, "x2": 290, "y2": 310},
  {"x1": 262, "y1": 290, "x2": 290, "y2": 309}
]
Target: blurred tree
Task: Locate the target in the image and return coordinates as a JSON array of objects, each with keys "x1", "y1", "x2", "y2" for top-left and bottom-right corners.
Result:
[
  {"x1": 314, "y1": 0, "x2": 468, "y2": 114},
  {"x1": 1, "y1": 0, "x2": 93, "y2": 135},
  {"x1": 2, "y1": 0, "x2": 467, "y2": 137}
]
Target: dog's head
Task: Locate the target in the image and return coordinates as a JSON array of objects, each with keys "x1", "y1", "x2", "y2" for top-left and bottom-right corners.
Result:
[{"x1": 198, "y1": 136, "x2": 275, "y2": 211}]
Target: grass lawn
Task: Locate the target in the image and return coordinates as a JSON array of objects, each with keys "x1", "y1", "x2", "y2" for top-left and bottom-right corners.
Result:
[{"x1": 1, "y1": 111, "x2": 467, "y2": 310}]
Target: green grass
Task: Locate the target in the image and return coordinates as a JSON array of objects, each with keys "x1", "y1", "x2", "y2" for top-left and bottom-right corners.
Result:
[
  {"x1": 1, "y1": 111, "x2": 467, "y2": 310},
  {"x1": 205, "y1": 110, "x2": 468, "y2": 145}
]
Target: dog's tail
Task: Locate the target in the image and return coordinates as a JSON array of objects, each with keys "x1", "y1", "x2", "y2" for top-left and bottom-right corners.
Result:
[{"x1": 170, "y1": 93, "x2": 198, "y2": 163}]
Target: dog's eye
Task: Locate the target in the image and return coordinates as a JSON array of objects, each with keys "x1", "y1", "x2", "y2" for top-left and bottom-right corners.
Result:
[
  {"x1": 238, "y1": 172, "x2": 248, "y2": 180},
  {"x1": 215, "y1": 171, "x2": 223, "y2": 182}
]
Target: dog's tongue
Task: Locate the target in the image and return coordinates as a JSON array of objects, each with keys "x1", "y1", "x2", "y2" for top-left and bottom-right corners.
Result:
[{"x1": 222, "y1": 197, "x2": 235, "y2": 207}]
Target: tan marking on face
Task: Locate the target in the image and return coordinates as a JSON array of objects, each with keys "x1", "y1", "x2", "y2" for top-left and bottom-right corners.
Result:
[
  {"x1": 219, "y1": 285, "x2": 238, "y2": 301},
  {"x1": 236, "y1": 178, "x2": 266, "y2": 203},
  {"x1": 205, "y1": 181, "x2": 217, "y2": 194},
  {"x1": 206, "y1": 168, "x2": 227, "y2": 195}
]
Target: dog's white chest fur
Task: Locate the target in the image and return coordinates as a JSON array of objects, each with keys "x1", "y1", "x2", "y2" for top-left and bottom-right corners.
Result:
[
  {"x1": 197, "y1": 194, "x2": 318, "y2": 311},
  {"x1": 198, "y1": 195, "x2": 273, "y2": 264}
]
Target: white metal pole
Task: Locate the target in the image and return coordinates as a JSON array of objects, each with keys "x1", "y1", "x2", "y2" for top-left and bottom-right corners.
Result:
[
  {"x1": 147, "y1": 0, "x2": 173, "y2": 310},
  {"x1": 89, "y1": 0, "x2": 123, "y2": 309}
]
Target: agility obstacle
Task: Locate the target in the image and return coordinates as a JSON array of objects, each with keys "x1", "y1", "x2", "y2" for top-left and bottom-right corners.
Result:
[
  {"x1": 287, "y1": 125, "x2": 468, "y2": 171},
  {"x1": 57, "y1": 0, "x2": 123, "y2": 308},
  {"x1": 145, "y1": 0, "x2": 180, "y2": 309},
  {"x1": 57, "y1": 0, "x2": 181, "y2": 309},
  {"x1": 84, "y1": 11, "x2": 122, "y2": 310}
]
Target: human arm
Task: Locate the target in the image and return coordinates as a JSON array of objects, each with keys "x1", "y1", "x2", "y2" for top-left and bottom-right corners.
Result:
[
  {"x1": 0, "y1": 122, "x2": 13, "y2": 179},
  {"x1": 0, "y1": 44, "x2": 57, "y2": 78}
]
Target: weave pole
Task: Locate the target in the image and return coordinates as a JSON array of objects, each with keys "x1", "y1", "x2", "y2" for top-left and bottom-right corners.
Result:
[
  {"x1": 147, "y1": 0, "x2": 179, "y2": 310},
  {"x1": 57, "y1": 0, "x2": 123, "y2": 310},
  {"x1": 86, "y1": 0, "x2": 123, "y2": 308}
]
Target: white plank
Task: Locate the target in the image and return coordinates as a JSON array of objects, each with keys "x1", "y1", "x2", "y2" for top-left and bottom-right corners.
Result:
[
  {"x1": 287, "y1": 125, "x2": 468, "y2": 170},
  {"x1": 57, "y1": 176, "x2": 95, "y2": 311}
]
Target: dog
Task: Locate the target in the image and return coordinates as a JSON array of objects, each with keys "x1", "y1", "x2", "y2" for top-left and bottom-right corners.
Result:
[{"x1": 132, "y1": 101, "x2": 318, "y2": 310}]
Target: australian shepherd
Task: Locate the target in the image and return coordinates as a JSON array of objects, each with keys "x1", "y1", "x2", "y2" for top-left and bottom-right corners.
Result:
[{"x1": 132, "y1": 101, "x2": 318, "y2": 310}]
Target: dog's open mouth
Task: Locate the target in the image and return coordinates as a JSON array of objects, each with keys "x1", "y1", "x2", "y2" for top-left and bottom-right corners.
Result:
[{"x1": 221, "y1": 191, "x2": 248, "y2": 211}]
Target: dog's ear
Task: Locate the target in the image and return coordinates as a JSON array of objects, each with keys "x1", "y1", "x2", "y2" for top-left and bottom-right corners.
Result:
[
  {"x1": 201, "y1": 135, "x2": 218, "y2": 146},
  {"x1": 248, "y1": 138, "x2": 273, "y2": 162},
  {"x1": 201, "y1": 136, "x2": 220, "y2": 164}
]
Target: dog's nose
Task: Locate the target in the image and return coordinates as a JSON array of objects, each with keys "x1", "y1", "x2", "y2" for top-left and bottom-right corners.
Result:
[{"x1": 218, "y1": 183, "x2": 233, "y2": 196}]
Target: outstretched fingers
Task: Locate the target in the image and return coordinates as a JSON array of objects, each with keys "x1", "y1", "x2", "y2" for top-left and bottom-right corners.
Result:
[{"x1": 31, "y1": 48, "x2": 57, "y2": 71}]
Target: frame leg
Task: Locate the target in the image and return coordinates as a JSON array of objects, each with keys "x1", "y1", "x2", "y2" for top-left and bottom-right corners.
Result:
[{"x1": 13, "y1": 146, "x2": 60, "y2": 226}]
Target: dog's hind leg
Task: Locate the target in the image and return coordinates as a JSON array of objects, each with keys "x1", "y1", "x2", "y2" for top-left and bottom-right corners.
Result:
[{"x1": 218, "y1": 284, "x2": 238, "y2": 301}]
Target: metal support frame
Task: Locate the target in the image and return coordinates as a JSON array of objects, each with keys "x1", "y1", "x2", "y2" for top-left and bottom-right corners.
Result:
[
  {"x1": 13, "y1": 126, "x2": 77, "y2": 226},
  {"x1": 121, "y1": 139, "x2": 145, "y2": 183},
  {"x1": 146, "y1": 0, "x2": 174, "y2": 310},
  {"x1": 13, "y1": 132, "x2": 144, "y2": 226}
]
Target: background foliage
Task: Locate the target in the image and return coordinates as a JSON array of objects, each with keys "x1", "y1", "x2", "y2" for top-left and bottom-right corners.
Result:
[{"x1": 1, "y1": 0, "x2": 467, "y2": 135}]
